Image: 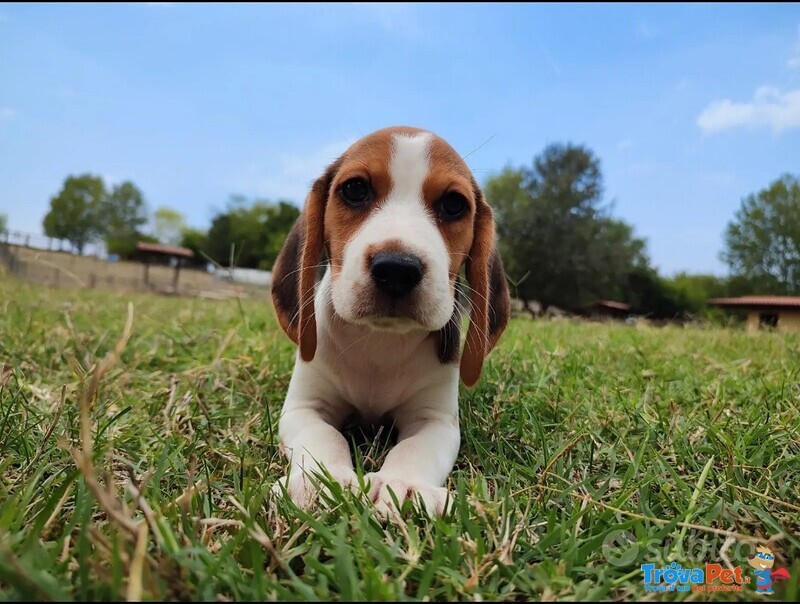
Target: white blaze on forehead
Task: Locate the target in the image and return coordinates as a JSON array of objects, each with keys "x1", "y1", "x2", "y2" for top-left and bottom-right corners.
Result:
[{"x1": 389, "y1": 133, "x2": 433, "y2": 205}]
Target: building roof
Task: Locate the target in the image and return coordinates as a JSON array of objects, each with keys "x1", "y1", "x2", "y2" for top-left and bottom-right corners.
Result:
[
  {"x1": 135, "y1": 242, "x2": 195, "y2": 259},
  {"x1": 708, "y1": 296, "x2": 800, "y2": 309},
  {"x1": 591, "y1": 300, "x2": 631, "y2": 311}
]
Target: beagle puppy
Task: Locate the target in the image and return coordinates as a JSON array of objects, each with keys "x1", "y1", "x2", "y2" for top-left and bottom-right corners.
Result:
[{"x1": 271, "y1": 126, "x2": 510, "y2": 516}]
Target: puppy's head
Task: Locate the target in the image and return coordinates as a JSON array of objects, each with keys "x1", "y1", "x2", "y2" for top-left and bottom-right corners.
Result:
[{"x1": 271, "y1": 126, "x2": 509, "y2": 386}]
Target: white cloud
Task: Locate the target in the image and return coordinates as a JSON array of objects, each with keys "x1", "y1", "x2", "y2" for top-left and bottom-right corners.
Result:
[
  {"x1": 697, "y1": 86, "x2": 800, "y2": 134},
  {"x1": 231, "y1": 139, "x2": 355, "y2": 204},
  {"x1": 789, "y1": 57, "x2": 800, "y2": 69},
  {"x1": 617, "y1": 139, "x2": 633, "y2": 150},
  {"x1": 144, "y1": 2, "x2": 176, "y2": 6},
  {"x1": 0, "y1": 106, "x2": 16, "y2": 121}
]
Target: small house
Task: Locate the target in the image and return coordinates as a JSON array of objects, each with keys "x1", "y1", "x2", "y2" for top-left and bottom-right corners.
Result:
[{"x1": 708, "y1": 296, "x2": 800, "y2": 334}]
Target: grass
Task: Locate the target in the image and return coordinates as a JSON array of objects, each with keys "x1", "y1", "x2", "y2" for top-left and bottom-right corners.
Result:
[{"x1": 1, "y1": 272, "x2": 798, "y2": 602}]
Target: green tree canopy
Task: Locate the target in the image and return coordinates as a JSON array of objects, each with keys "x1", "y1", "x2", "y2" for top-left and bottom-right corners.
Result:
[
  {"x1": 179, "y1": 227, "x2": 209, "y2": 267},
  {"x1": 722, "y1": 174, "x2": 800, "y2": 295},
  {"x1": 486, "y1": 144, "x2": 649, "y2": 312},
  {"x1": 152, "y1": 207, "x2": 187, "y2": 247},
  {"x1": 668, "y1": 273, "x2": 729, "y2": 309},
  {"x1": 104, "y1": 181, "x2": 149, "y2": 258},
  {"x1": 206, "y1": 197, "x2": 300, "y2": 270},
  {"x1": 625, "y1": 267, "x2": 688, "y2": 319},
  {"x1": 43, "y1": 174, "x2": 107, "y2": 254},
  {"x1": 0, "y1": 213, "x2": 7, "y2": 234}
]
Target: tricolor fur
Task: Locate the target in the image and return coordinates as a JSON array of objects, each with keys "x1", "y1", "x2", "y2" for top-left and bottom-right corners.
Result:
[{"x1": 270, "y1": 126, "x2": 510, "y2": 515}]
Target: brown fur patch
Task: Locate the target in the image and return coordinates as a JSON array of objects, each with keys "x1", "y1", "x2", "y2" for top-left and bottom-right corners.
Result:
[
  {"x1": 460, "y1": 198, "x2": 510, "y2": 387},
  {"x1": 325, "y1": 127, "x2": 476, "y2": 280},
  {"x1": 270, "y1": 214, "x2": 306, "y2": 343},
  {"x1": 487, "y1": 248, "x2": 511, "y2": 342},
  {"x1": 423, "y1": 137, "x2": 477, "y2": 276},
  {"x1": 270, "y1": 160, "x2": 341, "y2": 360},
  {"x1": 324, "y1": 128, "x2": 399, "y2": 275}
]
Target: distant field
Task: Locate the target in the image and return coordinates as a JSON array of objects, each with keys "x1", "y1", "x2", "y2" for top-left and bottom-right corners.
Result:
[{"x1": 1, "y1": 274, "x2": 798, "y2": 601}]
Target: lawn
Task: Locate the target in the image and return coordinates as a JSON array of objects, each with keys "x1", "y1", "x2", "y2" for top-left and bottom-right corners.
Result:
[{"x1": 1, "y1": 273, "x2": 798, "y2": 602}]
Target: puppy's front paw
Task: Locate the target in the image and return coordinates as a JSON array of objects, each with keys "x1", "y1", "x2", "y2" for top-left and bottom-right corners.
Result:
[
  {"x1": 365, "y1": 472, "x2": 453, "y2": 517},
  {"x1": 272, "y1": 473, "x2": 315, "y2": 509},
  {"x1": 273, "y1": 466, "x2": 358, "y2": 509}
]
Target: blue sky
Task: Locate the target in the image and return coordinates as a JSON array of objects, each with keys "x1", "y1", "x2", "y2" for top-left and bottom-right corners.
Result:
[{"x1": 1, "y1": 3, "x2": 799, "y2": 275}]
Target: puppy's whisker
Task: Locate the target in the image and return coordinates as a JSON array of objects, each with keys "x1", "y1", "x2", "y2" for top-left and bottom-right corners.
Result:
[
  {"x1": 333, "y1": 329, "x2": 374, "y2": 360},
  {"x1": 279, "y1": 263, "x2": 330, "y2": 284},
  {"x1": 288, "y1": 292, "x2": 320, "y2": 327},
  {"x1": 460, "y1": 281, "x2": 492, "y2": 308}
]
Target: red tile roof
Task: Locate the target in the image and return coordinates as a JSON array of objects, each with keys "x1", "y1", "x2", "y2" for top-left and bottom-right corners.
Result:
[
  {"x1": 592, "y1": 300, "x2": 631, "y2": 311},
  {"x1": 708, "y1": 296, "x2": 800, "y2": 309},
  {"x1": 135, "y1": 242, "x2": 195, "y2": 259}
]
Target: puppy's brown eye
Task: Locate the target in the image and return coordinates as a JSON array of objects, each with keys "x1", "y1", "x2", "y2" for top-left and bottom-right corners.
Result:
[
  {"x1": 340, "y1": 177, "x2": 371, "y2": 208},
  {"x1": 438, "y1": 192, "x2": 467, "y2": 221}
]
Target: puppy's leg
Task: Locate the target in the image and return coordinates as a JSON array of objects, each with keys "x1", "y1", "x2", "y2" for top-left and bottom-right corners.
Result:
[
  {"x1": 367, "y1": 382, "x2": 460, "y2": 516},
  {"x1": 276, "y1": 398, "x2": 357, "y2": 508}
]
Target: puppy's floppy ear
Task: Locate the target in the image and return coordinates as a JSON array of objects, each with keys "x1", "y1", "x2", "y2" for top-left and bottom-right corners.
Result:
[
  {"x1": 271, "y1": 161, "x2": 338, "y2": 362},
  {"x1": 460, "y1": 186, "x2": 511, "y2": 387}
]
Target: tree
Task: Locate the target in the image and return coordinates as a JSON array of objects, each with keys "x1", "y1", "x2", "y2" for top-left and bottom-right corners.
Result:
[
  {"x1": 43, "y1": 174, "x2": 106, "y2": 254},
  {"x1": 206, "y1": 210, "x2": 235, "y2": 266},
  {"x1": 206, "y1": 197, "x2": 300, "y2": 269},
  {"x1": 104, "y1": 181, "x2": 149, "y2": 258},
  {"x1": 665, "y1": 273, "x2": 730, "y2": 315},
  {"x1": 625, "y1": 267, "x2": 694, "y2": 319},
  {"x1": 152, "y1": 207, "x2": 187, "y2": 247},
  {"x1": 260, "y1": 201, "x2": 303, "y2": 268},
  {"x1": 722, "y1": 174, "x2": 800, "y2": 295},
  {"x1": 0, "y1": 213, "x2": 7, "y2": 235},
  {"x1": 179, "y1": 227, "x2": 209, "y2": 267},
  {"x1": 486, "y1": 144, "x2": 649, "y2": 312}
]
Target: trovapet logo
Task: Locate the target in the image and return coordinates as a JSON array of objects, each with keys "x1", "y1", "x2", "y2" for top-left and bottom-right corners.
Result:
[{"x1": 640, "y1": 562, "x2": 749, "y2": 593}]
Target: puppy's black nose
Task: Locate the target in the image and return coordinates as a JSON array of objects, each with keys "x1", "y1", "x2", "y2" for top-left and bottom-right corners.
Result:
[{"x1": 370, "y1": 251, "x2": 423, "y2": 299}]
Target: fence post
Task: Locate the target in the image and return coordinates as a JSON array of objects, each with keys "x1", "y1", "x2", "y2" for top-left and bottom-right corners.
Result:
[{"x1": 172, "y1": 257, "x2": 182, "y2": 291}]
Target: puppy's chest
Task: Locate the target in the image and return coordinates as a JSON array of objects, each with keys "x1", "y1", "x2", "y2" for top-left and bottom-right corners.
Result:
[{"x1": 321, "y1": 337, "x2": 437, "y2": 419}]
